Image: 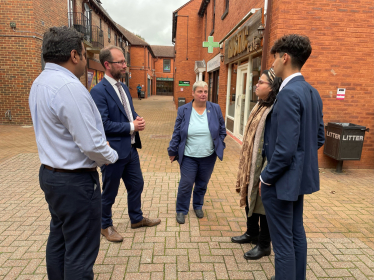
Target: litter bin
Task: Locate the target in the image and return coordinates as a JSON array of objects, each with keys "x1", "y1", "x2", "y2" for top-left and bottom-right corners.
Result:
[
  {"x1": 140, "y1": 91, "x2": 145, "y2": 98},
  {"x1": 178, "y1": 97, "x2": 186, "y2": 108},
  {"x1": 324, "y1": 122, "x2": 369, "y2": 172}
]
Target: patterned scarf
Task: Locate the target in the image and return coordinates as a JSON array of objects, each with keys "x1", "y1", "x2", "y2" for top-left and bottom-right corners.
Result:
[{"x1": 235, "y1": 103, "x2": 268, "y2": 207}]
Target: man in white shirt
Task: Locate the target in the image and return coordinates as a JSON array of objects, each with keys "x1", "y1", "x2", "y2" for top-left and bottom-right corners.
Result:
[
  {"x1": 29, "y1": 26, "x2": 118, "y2": 280},
  {"x1": 90, "y1": 46, "x2": 161, "y2": 242}
]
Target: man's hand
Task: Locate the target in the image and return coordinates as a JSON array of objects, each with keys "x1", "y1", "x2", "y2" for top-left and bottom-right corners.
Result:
[
  {"x1": 107, "y1": 141, "x2": 110, "y2": 146},
  {"x1": 259, "y1": 181, "x2": 262, "y2": 197},
  {"x1": 169, "y1": 156, "x2": 175, "y2": 163},
  {"x1": 133, "y1": 116, "x2": 145, "y2": 131}
]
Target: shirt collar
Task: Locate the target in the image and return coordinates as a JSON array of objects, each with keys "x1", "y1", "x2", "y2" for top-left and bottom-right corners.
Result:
[
  {"x1": 104, "y1": 74, "x2": 120, "y2": 87},
  {"x1": 279, "y1": 72, "x2": 302, "y2": 91},
  {"x1": 45, "y1": 63, "x2": 79, "y2": 80}
]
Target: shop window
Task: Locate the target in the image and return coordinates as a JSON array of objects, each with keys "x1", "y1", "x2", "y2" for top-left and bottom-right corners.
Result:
[
  {"x1": 209, "y1": 70, "x2": 219, "y2": 103},
  {"x1": 228, "y1": 63, "x2": 238, "y2": 118},
  {"x1": 221, "y1": 0, "x2": 229, "y2": 20},
  {"x1": 210, "y1": 0, "x2": 215, "y2": 36},
  {"x1": 163, "y1": 59, "x2": 171, "y2": 73}
]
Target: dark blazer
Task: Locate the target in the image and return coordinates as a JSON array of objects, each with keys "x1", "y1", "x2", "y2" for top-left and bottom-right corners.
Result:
[
  {"x1": 90, "y1": 77, "x2": 141, "y2": 159},
  {"x1": 168, "y1": 101, "x2": 226, "y2": 164},
  {"x1": 261, "y1": 75, "x2": 325, "y2": 201}
]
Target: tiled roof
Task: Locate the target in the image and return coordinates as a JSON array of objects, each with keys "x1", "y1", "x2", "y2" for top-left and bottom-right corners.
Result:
[
  {"x1": 150, "y1": 45, "x2": 175, "y2": 58},
  {"x1": 116, "y1": 24, "x2": 149, "y2": 46}
]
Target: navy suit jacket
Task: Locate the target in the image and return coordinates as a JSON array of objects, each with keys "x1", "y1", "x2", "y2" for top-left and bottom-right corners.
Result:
[
  {"x1": 90, "y1": 77, "x2": 141, "y2": 159},
  {"x1": 260, "y1": 75, "x2": 325, "y2": 201},
  {"x1": 168, "y1": 101, "x2": 226, "y2": 164}
]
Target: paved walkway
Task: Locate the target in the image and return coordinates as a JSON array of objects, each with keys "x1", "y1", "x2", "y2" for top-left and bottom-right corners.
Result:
[{"x1": 0, "y1": 96, "x2": 373, "y2": 280}]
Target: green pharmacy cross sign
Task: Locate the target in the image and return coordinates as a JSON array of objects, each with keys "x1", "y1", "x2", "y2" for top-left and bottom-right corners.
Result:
[{"x1": 203, "y1": 36, "x2": 220, "y2": 53}]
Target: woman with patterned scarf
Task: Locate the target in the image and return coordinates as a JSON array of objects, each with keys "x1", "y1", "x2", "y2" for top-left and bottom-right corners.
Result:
[{"x1": 231, "y1": 68, "x2": 282, "y2": 260}]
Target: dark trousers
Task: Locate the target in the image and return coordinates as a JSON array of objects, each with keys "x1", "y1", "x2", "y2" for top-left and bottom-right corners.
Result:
[
  {"x1": 101, "y1": 146, "x2": 144, "y2": 227},
  {"x1": 245, "y1": 200, "x2": 271, "y2": 248},
  {"x1": 262, "y1": 184, "x2": 307, "y2": 280},
  {"x1": 39, "y1": 165, "x2": 101, "y2": 280},
  {"x1": 137, "y1": 91, "x2": 141, "y2": 99},
  {"x1": 176, "y1": 153, "x2": 217, "y2": 214}
]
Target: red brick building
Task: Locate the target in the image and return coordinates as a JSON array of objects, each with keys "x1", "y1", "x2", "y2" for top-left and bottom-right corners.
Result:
[
  {"x1": 151, "y1": 46, "x2": 175, "y2": 96},
  {"x1": 117, "y1": 26, "x2": 175, "y2": 98},
  {"x1": 0, "y1": 0, "x2": 129, "y2": 125},
  {"x1": 172, "y1": 0, "x2": 374, "y2": 169},
  {"x1": 0, "y1": 0, "x2": 68, "y2": 125},
  {"x1": 116, "y1": 25, "x2": 156, "y2": 99}
]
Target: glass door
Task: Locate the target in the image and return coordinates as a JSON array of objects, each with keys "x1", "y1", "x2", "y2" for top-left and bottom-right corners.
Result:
[{"x1": 234, "y1": 63, "x2": 249, "y2": 139}]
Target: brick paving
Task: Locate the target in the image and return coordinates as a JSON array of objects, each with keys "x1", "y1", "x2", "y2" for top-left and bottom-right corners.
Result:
[{"x1": 0, "y1": 95, "x2": 373, "y2": 280}]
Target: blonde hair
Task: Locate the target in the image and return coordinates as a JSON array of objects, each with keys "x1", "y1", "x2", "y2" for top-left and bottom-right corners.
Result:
[{"x1": 193, "y1": 81, "x2": 208, "y2": 92}]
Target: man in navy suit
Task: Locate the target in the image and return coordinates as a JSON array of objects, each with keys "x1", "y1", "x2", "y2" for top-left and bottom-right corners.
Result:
[
  {"x1": 260, "y1": 34, "x2": 325, "y2": 280},
  {"x1": 91, "y1": 46, "x2": 160, "y2": 242}
]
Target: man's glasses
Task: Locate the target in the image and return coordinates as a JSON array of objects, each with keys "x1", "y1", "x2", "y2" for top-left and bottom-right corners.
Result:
[{"x1": 108, "y1": 60, "x2": 127, "y2": 65}]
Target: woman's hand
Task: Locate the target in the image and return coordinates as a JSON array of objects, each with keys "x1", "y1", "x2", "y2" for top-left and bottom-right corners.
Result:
[{"x1": 169, "y1": 156, "x2": 175, "y2": 163}]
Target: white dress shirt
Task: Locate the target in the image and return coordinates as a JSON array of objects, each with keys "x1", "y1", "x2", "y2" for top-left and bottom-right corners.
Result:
[
  {"x1": 29, "y1": 63, "x2": 118, "y2": 169},
  {"x1": 104, "y1": 74, "x2": 135, "y2": 138},
  {"x1": 260, "y1": 72, "x2": 302, "y2": 186}
]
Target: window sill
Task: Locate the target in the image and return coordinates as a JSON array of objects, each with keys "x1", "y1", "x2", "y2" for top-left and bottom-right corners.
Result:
[{"x1": 221, "y1": 9, "x2": 228, "y2": 20}]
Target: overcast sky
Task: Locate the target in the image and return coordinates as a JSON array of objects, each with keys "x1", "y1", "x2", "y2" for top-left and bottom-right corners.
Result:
[{"x1": 100, "y1": 0, "x2": 189, "y2": 46}]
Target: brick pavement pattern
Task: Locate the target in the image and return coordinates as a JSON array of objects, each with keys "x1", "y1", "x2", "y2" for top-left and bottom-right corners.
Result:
[{"x1": 0, "y1": 96, "x2": 373, "y2": 280}]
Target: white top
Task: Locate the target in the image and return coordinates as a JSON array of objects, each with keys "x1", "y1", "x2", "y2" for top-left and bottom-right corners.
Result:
[{"x1": 29, "y1": 63, "x2": 118, "y2": 169}]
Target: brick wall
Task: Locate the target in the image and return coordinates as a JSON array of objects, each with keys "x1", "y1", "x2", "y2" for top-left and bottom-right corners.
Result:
[
  {"x1": 261, "y1": 0, "x2": 374, "y2": 169},
  {"x1": 174, "y1": 0, "x2": 203, "y2": 106},
  {"x1": 0, "y1": 0, "x2": 68, "y2": 125},
  {"x1": 128, "y1": 46, "x2": 154, "y2": 98},
  {"x1": 173, "y1": 0, "x2": 374, "y2": 168}
]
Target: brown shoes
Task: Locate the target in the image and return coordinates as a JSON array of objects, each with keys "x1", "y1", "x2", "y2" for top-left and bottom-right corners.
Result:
[
  {"x1": 101, "y1": 226, "x2": 123, "y2": 242},
  {"x1": 131, "y1": 217, "x2": 161, "y2": 229}
]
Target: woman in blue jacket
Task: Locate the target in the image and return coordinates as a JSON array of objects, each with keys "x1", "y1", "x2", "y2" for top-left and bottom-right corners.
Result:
[{"x1": 168, "y1": 81, "x2": 226, "y2": 224}]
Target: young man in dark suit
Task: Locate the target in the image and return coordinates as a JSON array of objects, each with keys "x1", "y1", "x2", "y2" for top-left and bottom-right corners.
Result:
[
  {"x1": 91, "y1": 46, "x2": 160, "y2": 242},
  {"x1": 260, "y1": 34, "x2": 325, "y2": 280}
]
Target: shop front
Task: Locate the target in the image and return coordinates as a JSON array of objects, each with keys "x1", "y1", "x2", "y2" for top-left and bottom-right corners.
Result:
[
  {"x1": 156, "y1": 77, "x2": 174, "y2": 96},
  {"x1": 224, "y1": 10, "x2": 263, "y2": 140}
]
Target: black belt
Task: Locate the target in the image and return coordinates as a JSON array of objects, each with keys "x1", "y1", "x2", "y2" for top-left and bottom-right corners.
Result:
[{"x1": 44, "y1": 165, "x2": 97, "y2": 173}]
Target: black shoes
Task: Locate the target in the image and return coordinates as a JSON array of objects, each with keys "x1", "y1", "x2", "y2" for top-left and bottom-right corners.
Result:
[
  {"x1": 194, "y1": 209, "x2": 204, "y2": 219},
  {"x1": 176, "y1": 213, "x2": 185, "y2": 224},
  {"x1": 243, "y1": 244, "x2": 271, "y2": 260},
  {"x1": 231, "y1": 233, "x2": 258, "y2": 244}
]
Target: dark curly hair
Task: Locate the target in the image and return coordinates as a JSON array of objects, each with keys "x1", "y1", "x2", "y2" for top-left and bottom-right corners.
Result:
[
  {"x1": 258, "y1": 69, "x2": 282, "y2": 107},
  {"x1": 42, "y1": 26, "x2": 84, "y2": 64},
  {"x1": 270, "y1": 34, "x2": 312, "y2": 70}
]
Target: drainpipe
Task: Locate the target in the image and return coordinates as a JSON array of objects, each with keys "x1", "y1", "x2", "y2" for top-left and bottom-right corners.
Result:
[
  {"x1": 260, "y1": 0, "x2": 272, "y2": 72},
  {"x1": 144, "y1": 46, "x2": 146, "y2": 97}
]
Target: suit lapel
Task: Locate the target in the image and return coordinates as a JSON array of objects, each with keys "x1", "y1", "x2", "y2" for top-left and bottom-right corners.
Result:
[{"x1": 103, "y1": 78, "x2": 128, "y2": 119}]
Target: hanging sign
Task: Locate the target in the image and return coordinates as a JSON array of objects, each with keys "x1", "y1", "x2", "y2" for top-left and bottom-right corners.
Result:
[{"x1": 224, "y1": 9, "x2": 262, "y2": 64}]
